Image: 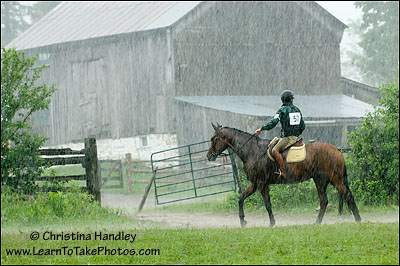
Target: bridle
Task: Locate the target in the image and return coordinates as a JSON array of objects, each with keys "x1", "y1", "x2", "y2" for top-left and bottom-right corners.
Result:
[
  {"x1": 210, "y1": 127, "x2": 256, "y2": 158},
  {"x1": 210, "y1": 127, "x2": 269, "y2": 172}
]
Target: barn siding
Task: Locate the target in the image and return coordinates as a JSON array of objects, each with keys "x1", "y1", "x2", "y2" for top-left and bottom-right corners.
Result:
[
  {"x1": 24, "y1": 1, "x2": 377, "y2": 149},
  {"x1": 30, "y1": 30, "x2": 171, "y2": 145},
  {"x1": 340, "y1": 77, "x2": 379, "y2": 105},
  {"x1": 174, "y1": 98, "x2": 361, "y2": 149},
  {"x1": 172, "y1": 1, "x2": 343, "y2": 96}
]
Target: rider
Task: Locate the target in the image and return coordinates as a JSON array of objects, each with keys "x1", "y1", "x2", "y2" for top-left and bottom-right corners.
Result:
[{"x1": 254, "y1": 90, "x2": 305, "y2": 177}]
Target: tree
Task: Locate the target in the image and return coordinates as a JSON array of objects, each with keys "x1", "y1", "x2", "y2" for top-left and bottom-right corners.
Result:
[
  {"x1": 1, "y1": 47, "x2": 57, "y2": 194},
  {"x1": 349, "y1": 1, "x2": 399, "y2": 87},
  {"x1": 1, "y1": 1, "x2": 31, "y2": 47},
  {"x1": 1, "y1": 1, "x2": 60, "y2": 47},
  {"x1": 29, "y1": 1, "x2": 61, "y2": 25},
  {"x1": 346, "y1": 70, "x2": 399, "y2": 205}
]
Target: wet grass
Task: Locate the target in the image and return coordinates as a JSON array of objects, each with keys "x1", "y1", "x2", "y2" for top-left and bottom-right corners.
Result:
[
  {"x1": 2, "y1": 222, "x2": 398, "y2": 265},
  {"x1": 2, "y1": 184, "x2": 399, "y2": 265}
]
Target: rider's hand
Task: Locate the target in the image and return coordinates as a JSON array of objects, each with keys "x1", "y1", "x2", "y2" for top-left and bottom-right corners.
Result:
[{"x1": 254, "y1": 128, "x2": 262, "y2": 136}]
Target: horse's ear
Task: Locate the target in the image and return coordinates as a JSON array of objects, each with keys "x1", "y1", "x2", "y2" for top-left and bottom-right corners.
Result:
[
  {"x1": 211, "y1": 122, "x2": 219, "y2": 131},
  {"x1": 217, "y1": 122, "x2": 222, "y2": 128}
]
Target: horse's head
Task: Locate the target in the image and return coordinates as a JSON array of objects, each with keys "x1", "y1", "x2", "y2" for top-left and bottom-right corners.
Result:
[{"x1": 207, "y1": 122, "x2": 230, "y2": 161}]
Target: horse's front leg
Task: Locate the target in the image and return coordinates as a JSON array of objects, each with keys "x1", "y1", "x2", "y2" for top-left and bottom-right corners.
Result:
[
  {"x1": 261, "y1": 184, "x2": 275, "y2": 226},
  {"x1": 238, "y1": 183, "x2": 256, "y2": 228},
  {"x1": 313, "y1": 177, "x2": 329, "y2": 224}
]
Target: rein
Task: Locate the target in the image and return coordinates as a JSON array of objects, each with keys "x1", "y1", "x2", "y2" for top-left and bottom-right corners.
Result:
[
  {"x1": 245, "y1": 148, "x2": 269, "y2": 172},
  {"x1": 214, "y1": 128, "x2": 269, "y2": 172},
  {"x1": 236, "y1": 133, "x2": 257, "y2": 154},
  {"x1": 213, "y1": 128, "x2": 256, "y2": 157}
]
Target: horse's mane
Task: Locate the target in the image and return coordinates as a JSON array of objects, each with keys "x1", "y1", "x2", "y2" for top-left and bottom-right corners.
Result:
[
  {"x1": 222, "y1": 126, "x2": 270, "y2": 143},
  {"x1": 222, "y1": 126, "x2": 253, "y2": 137},
  {"x1": 221, "y1": 126, "x2": 270, "y2": 152}
]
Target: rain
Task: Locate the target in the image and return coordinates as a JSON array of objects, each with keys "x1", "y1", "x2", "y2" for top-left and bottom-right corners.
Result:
[{"x1": 1, "y1": 2, "x2": 398, "y2": 264}]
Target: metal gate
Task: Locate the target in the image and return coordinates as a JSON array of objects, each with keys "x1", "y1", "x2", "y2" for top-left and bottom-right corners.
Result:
[{"x1": 150, "y1": 140, "x2": 240, "y2": 205}]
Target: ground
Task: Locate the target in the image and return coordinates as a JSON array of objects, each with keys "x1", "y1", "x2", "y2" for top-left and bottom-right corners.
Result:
[{"x1": 101, "y1": 193, "x2": 399, "y2": 228}]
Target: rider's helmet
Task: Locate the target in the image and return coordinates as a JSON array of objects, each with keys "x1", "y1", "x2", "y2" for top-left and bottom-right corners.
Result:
[{"x1": 280, "y1": 90, "x2": 295, "y2": 103}]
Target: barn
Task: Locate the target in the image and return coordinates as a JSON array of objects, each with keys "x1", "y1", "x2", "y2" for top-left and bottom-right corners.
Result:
[{"x1": 6, "y1": 1, "x2": 377, "y2": 157}]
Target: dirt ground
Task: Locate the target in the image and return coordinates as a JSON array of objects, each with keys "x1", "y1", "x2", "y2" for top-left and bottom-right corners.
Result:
[{"x1": 101, "y1": 193, "x2": 399, "y2": 229}]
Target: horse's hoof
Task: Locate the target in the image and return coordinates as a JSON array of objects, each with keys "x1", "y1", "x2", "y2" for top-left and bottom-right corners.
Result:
[
  {"x1": 240, "y1": 220, "x2": 247, "y2": 228},
  {"x1": 269, "y1": 221, "x2": 275, "y2": 227}
]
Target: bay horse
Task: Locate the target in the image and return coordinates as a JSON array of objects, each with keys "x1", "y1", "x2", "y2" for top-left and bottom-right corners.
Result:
[{"x1": 207, "y1": 123, "x2": 361, "y2": 227}]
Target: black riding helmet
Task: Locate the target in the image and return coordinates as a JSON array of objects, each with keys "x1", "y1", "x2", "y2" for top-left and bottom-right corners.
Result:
[{"x1": 280, "y1": 90, "x2": 295, "y2": 103}]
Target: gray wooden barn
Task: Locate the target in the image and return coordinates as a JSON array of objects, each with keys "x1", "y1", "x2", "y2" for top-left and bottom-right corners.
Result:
[{"x1": 6, "y1": 1, "x2": 377, "y2": 150}]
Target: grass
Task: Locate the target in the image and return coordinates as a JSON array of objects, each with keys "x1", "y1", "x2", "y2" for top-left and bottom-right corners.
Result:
[
  {"x1": 2, "y1": 222, "x2": 398, "y2": 265},
  {"x1": 2, "y1": 184, "x2": 399, "y2": 265},
  {"x1": 7, "y1": 163, "x2": 399, "y2": 265}
]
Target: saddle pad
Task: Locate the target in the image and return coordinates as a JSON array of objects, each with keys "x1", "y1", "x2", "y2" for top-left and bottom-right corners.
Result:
[
  {"x1": 286, "y1": 144, "x2": 306, "y2": 163},
  {"x1": 267, "y1": 144, "x2": 306, "y2": 163}
]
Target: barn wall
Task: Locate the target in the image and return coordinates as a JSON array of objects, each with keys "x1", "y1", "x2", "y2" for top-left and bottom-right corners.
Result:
[
  {"x1": 29, "y1": 29, "x2": 172, "y2": 145},
  {"x1": 171, "y1": 1, "x2": 344, "y2": 96},
  {"x1": 340, "y1": 77, "x2": 379, "y2": 105},
  {"x1": 27, "y1": 1, "x2": 351, "y2": 148},
  {"x1": 174, "y1": 99, "x2": 361, "y2": 148}
]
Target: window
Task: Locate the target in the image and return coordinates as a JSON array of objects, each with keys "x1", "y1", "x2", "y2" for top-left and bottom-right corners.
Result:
[
  {"x1": 140, "y1": 136, "x2": 148, "y2": 147},
  {"x1": 36, "y1": 52, "x2": 51, "y2": 65}
]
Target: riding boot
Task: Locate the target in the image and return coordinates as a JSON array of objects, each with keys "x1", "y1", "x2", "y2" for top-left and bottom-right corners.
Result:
[{"x1": 272, "y1": 150, "x2": 286, "y2": 177}]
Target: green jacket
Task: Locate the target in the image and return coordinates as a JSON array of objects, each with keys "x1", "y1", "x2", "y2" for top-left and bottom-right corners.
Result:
[{"x1": 261, "y1": 103, "x2": 306, "y2": 137}]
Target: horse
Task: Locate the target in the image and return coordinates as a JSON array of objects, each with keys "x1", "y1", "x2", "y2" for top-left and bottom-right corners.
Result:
[{"x1": 206, "y1": 123, "x2": 361, "y2": 227}]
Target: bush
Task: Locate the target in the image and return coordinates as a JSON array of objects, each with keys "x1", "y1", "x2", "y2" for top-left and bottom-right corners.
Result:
[
  {"x1": 1, "y1": 47, "x2": 56, "y2": 193},
  {"x1": 225, "y1": 169, "x2": 339, "y2": 211},
  {"x1": 346, "y1": 73, "x2": 399, "y2": 205},
  {"x1": 1, "y1": 183, "x2": 118, "y2": 224}
]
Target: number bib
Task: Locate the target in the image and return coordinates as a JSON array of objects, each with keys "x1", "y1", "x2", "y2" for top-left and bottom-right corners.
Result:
[{"x1": 289, "y1": 112, "x2": 301, "y2": 125}]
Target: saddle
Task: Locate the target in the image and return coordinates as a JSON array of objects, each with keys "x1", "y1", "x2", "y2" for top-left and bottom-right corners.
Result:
[{"x1": 267, "y1": 137, "x2": 306, "y2": 163}]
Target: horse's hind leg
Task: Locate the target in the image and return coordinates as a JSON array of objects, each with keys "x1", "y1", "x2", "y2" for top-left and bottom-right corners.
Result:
[
  {"x1": 238, "y1": 183, "x2": 256, "y2": 228},
  {"x1": 333, "y1": 182, "x2": 361, "y2": 222},
  {"x1": 339, "y1": 194, "x2": 344, "y2": 215},
  {"x1": 261, "y1": 184, "x2": 275, "y2": 226},
  {"x1": 313, "y1": 177, "x2": 329, "y2": 224}
]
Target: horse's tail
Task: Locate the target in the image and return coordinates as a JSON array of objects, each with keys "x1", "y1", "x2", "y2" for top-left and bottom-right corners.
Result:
[{"x1": 339, "y1": 163, "x2": 349, "y2": 215}]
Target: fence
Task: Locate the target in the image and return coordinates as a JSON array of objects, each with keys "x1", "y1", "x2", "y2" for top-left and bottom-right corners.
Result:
[
  {"x1": 99, "y1": 159, "x2": 123, "y2": 189},
  {"x1": 150, "y1": 140, "x2": 240, "y2": 205},
  {"x1": 100, "y1": 146, "x2": 351, "y2": 195},
  {"x1": 94, "y1": 154, "x2": 149, "y2": 193},
  {"x1": 37, "y1": 138, "x2": 101, "y2": 203}
]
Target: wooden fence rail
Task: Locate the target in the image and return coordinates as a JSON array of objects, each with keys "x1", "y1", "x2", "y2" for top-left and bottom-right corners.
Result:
[{"x1": 38, "y1": 138, "x2": 101, "y2": 203}]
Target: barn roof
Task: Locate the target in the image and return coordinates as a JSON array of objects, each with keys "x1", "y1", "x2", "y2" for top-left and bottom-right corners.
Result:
[
  {"x1": 6, "y1": 1, "x2": 201, "y2": 50},
  {"x1": 7, "y1": 1, "x2": 346, "y2": 51},
  {"x1": 174, "y1": 95, "x2": 374, "y2": 119}
]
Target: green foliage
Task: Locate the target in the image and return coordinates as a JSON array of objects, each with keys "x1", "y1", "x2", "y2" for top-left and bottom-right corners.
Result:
[
  {"x1": 1, "y1": 47, "x2": 56, "y2": 194},
  {"x1": 1, "y1": 2, "x2": 30, "y2": 46},
  {"x1": 347, "y1": 74, "x2": 399, "y2": 205},
  {"x1": 225, "y1": 170, "x2": 338, "y2": 211},
  {"x1": 1, "y1": 184, "x2": 119, "y2": 225},
  {"x1": 2, "y1": 222, "x2": 399, "y2": 265},
  {"x1": 1, "y1": 1, "x2": 60, "y2": 47},
  {"x1": 351, "y1": 1, "x2": 399, "y2": 86}
]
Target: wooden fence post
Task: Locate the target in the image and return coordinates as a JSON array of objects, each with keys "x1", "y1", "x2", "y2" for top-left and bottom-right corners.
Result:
[
  {"x1": 85, "y1": 138, "x2": 101, "y2": 204},
  {"x1": 126, "y1": 153, "x2": 132, "y2": 193}
]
